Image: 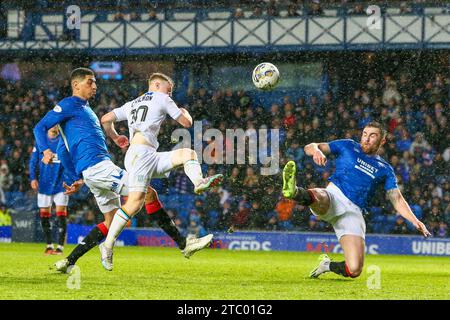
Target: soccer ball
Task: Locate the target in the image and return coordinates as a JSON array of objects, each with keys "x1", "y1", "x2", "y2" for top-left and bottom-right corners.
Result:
[{"x1": 252, "y1": 62, "x2": 280, "y2": 91}]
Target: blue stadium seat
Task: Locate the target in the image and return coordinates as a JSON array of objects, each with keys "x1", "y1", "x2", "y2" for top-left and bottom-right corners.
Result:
[
  {"x1": 278, "y1": 220, "x2": 294, "y2": 231},
  {"x1": 207, "y1": 210, "x2": 219, "y2": 229}
]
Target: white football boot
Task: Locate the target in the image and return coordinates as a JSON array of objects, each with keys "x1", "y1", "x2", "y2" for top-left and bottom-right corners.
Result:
[
  {"x1": 194, "y1": 174, "x2": 224, "y2": 195},
  {"x1": 309, "y1": 254, "x2": 331, "y2": 278},
  {"x1": 182, "y1": 234, "x2": 214, "y2": 259},
  {"x1": 53, "y1": 258, "x2": 74, "y2": 274},
  {"x1": 99, "y1": 242, "x2": 113, "y2": 271}
]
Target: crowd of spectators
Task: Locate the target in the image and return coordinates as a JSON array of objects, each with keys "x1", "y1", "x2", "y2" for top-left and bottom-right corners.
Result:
[{"x1": 0, "y1": 66, "x2": 448, "y2": 237}]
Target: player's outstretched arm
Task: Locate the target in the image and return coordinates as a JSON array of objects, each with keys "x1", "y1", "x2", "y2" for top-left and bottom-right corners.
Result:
[
  {"x1": 101, "y1": 111, "x2": 129, "y2": 149},
  {"x1": 387, "y1": 188, "x2": 431, "y2": 237},
  {"x1": 176, "y1": 107, "x2": 193, "y2": 128},
  {"x1": 304, "y1": 142, "x2": 330, "y2": 166}
]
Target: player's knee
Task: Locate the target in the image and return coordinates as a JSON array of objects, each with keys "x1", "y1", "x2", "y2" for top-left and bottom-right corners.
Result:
[
  {"x1": 346, "y1": 262, "x2": 363, "y2": 278},
  {"x1": 145, "y1": 187, "x2": 158, "y2": 203},
  {"x1": 310, "y1": 188, "x2": 328, "y2": 202},
  {"x1": 39, "y1": 208, "x2": 51, "y2": 218},
  {"x1": 180, "y1": 148, "x2": 197, "y2": 162}
]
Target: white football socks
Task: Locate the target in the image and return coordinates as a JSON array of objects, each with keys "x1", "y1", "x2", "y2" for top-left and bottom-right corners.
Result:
[
  {"x1": 183, "y1": 159, "x2": 203, "y2": 186},
  {"x1": 104, "y1": 208, "x2": 130, "y2": 249}
]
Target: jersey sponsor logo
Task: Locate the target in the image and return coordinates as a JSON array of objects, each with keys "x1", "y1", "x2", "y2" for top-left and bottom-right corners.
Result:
[
  {"x1": 355, "y1": 157, "x2": 378, "y2": 178},
  {"x1": 32, "y1": 147, "x2": 37, "y2": 152},
  {"x1": 354, "y1": 165, "x2": 375, "y2": 178},
  {"x1": 53, "y1": 105, "x2": 62, "y2": 112}
]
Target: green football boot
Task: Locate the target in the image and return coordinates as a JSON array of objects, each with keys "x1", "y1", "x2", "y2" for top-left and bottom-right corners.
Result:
[{"x1": 282, "y1": 160, "x2": 297, "y2": 199}]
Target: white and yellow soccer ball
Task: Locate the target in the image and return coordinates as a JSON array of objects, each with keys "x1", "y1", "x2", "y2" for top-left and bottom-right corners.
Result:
[{"x1": 252, "y1": 62, "x2": 280, "y2": 91}]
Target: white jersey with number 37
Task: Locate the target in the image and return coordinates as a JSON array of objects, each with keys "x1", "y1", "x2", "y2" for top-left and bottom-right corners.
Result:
[{"x1": 112, "y1": 91, "x2": 182, "y2": 149}]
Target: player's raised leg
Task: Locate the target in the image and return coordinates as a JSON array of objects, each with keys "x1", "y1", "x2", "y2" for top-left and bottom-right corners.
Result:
[
  {"x1": 145, "y1": 187, "x2": 213, "y2": 258},
  {"x1": 170, "y1": 148, "x2": 223, "y2": 195},
  {"x1": 145, "y1": 187, "x2": 186, "y2": 251},
  {"x1": 283, "y1": 160, "x2": 364, "y2": 279},
  {"x1": 282, "y1": 161, "x2": 330, "y2": 213}
]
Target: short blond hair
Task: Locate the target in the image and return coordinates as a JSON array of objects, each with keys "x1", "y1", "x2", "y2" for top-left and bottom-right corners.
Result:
[{"x1": 148, "y1": 73, "x2": 174, "y2": 88}]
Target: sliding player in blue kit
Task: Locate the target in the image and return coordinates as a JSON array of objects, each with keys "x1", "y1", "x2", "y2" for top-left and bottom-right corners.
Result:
[
  {"x1": 33, "y1": 68, "x2": 212, "y2": 273},
  {"x1": 29, "y1": 125, "x2": 69, "y2": 255},
  {"x1": 282, "y1": 122, "x2": 431, "y2": 279}
]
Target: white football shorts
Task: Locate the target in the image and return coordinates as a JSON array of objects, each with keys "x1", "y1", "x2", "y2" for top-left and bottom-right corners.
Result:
[
  {"x1": 124, "y1": 144, "x2": 173, "y2": 193},
  {"x1": 82, "y1": 160, "x2": 129, "y2": 214},
  {"x1": 310, "y1": 182, "x2": 366, "y2": 240},
  {"x1": 37, "y1": 192, "x2": 69, "y2": 208}
]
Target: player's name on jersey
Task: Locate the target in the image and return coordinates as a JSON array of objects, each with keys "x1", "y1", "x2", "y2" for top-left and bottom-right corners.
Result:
[{"x1": 131, "y1": 93, "x2": 153, "y2": 105}]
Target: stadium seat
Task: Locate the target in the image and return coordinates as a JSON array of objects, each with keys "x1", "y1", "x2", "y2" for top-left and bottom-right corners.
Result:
[
  {"x1": 207, "y1": 210, "x2": 219, "y2": 229},
  {"x1": 278, "y1": 220, "x2": 294, "y2": 231}
]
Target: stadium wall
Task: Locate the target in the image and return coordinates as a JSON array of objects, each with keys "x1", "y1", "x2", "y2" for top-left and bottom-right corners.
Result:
[
  {"x1": 2, "y1": 224, "x2": 449, "y2": 256},
  {"x1": 61, "y1": 224, "x2": 450, "y2": 257}
]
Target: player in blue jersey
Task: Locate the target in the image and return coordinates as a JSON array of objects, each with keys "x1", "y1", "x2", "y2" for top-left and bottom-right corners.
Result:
[
  {"x1": 282, "y1": 122, "x2": 430, "y2": 279},
  {"x1": 29, "y1": 126, "x2": 69, "y2": 255},
  {"x1": 33, "y1": 68, "x2": 212, "y2": 273}
]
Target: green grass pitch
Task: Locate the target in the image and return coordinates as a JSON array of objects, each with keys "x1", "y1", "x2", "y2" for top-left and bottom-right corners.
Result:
[{"x1": 0, "y1": 243, "x2": 449, "y2": 300}]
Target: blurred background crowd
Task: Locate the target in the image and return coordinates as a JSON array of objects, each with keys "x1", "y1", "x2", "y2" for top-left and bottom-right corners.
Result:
[{"x1": 0, "y1": 65, "x2": 448, "y2": 237}]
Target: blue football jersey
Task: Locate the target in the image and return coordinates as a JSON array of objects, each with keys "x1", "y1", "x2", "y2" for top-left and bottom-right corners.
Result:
[
  {"x1": 29, "y1": 136, "x2": 65, "y2": 195},
  {"x1": 328, "y1": 139, "x2": 398, "y2": 209},
  {"x1": 33, "y1": 96, "x2": 111, "y2": 175}
]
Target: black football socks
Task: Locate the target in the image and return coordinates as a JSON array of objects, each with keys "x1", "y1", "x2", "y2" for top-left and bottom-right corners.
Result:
[
  {"x1": 40, "y1": 216, "x2": 52, "y2": 245},
  {"x1": 148, "y1": 208, "x2": 186, "y2": 250},
  {"x1": 330, "y1": 261, "x2": 356, "y2": 278},
  {"x1": 293, "y1": 187, "x2": 315, "y2": 206},
  {"x1": 57, "y1": 216, "x2": 67, "y2": 246},
  {"x1": 67, "y1": 223, "x2": 108, "y2": 265}
]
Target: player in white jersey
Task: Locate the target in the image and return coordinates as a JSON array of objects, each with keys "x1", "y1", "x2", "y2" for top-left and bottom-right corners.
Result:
[
  {"x1": 49, "y1": 69, "x2": 213, "y2": 274},
  {"x1": 99, "y1": 73, "x2": 223, "y2": 270}
]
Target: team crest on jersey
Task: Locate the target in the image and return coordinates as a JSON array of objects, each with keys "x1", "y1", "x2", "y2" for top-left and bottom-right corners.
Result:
[{"x1": 53, "y1": 105, "x2": 62, "y2": 113}]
